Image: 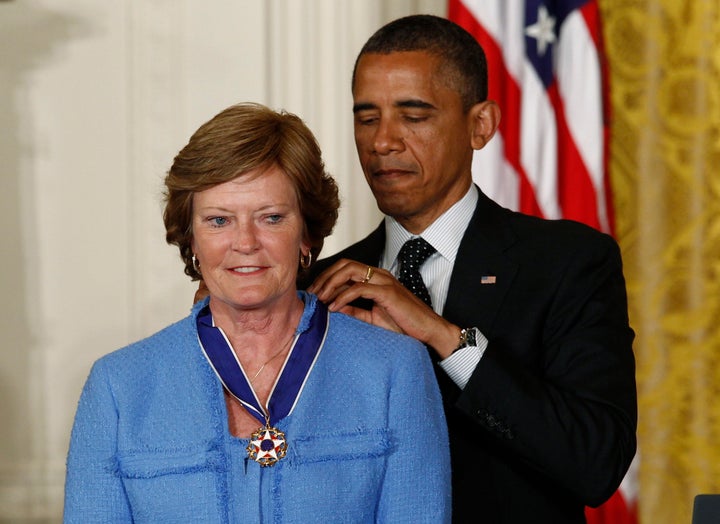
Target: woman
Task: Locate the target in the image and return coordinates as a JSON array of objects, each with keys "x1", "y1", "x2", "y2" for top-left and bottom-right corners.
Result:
[{"x1": 64, "y1": 103, "x2": 450, "y2": 523}]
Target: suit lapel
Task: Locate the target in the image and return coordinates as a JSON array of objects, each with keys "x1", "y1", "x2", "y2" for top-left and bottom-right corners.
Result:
[
  {"x1": 346, "y1": 223, "x2": 385, "y2": 266},
  {"x1": 443, "y1": 191, "x2": 519, "y2": 337}
]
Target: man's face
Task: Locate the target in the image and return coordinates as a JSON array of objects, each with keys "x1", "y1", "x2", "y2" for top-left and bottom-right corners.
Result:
[{"x1": 352, "y1": 51, "x2": 476, "y2": 233}]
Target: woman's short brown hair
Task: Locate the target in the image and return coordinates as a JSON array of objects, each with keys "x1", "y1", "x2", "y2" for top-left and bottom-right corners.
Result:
[{"x1": 163, "y1": 102, "x2": 340, "y2": 280}]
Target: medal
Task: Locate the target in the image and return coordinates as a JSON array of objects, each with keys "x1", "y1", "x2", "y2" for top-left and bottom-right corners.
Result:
[
  {"x1": 247, "y1": 420, "x2": 288, "y2": 467},
  {"x1": 196, "y1": 295, "x2": 329, "y2": 467}
]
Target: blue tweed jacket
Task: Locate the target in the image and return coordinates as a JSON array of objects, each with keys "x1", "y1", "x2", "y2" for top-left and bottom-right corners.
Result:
[{"x1": 64, "y1": 292, "x2": 450, "y2": 523}]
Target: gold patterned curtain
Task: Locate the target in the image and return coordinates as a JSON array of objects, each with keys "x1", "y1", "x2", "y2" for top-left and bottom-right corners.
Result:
[{"x1": 600, "y1": 1, "x2": 720, "y2": 522}]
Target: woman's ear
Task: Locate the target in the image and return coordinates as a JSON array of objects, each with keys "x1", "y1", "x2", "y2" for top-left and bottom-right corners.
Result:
[
  {"x1": 469, "y1": 100, "x2": 501, "y2": 150},
  {"x1": 299, "y1": 242, "x2": 313, "y2": 270},
  {"x1": 300, "y1": 231, "x2": 311, "y2": 257}
]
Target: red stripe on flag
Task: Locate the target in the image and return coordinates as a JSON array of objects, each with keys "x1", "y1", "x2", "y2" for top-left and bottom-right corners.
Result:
[
  {"x1": 546, "y1": 82, "x2": 601, "y2": 230},
  {"x1": 585, "y1": 488, "x2": 638, "y2": 524},
  {"x1": 581, "y1": 0, "x2": 616, "y2": 237},
  {"x1": 579, "y1": 1, "x2": 601, "y2": 48}
]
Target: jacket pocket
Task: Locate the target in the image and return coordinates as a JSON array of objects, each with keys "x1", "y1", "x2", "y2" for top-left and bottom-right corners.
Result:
[
  {"x1": 289, "y1": 427, "x2": 393, "y2": 465},
  {"x1": 115, "y1": 446, "x2": 224, "y2": 523},
  {"x1": 116, "y1": 446, "x2": 223, "y2": 478},
  {"x1": 275, "y1": 428, "x2": 394, "y2": 523}
]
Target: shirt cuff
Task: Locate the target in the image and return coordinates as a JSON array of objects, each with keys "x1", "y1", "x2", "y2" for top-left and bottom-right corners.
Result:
[{"x1": 438, "y1": 330, "x2": 488, "y2": 389}]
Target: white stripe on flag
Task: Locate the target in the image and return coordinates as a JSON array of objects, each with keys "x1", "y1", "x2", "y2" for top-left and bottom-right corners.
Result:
[
  {"x1": 470, "y1": 132, "x2": 520, "y2": 212},
  {"x1": 520, "y1": 62, "x2": 561, "y2": 219},
  {"x1": 556, "y1": 10, "x2": 609, "y2": 230}
]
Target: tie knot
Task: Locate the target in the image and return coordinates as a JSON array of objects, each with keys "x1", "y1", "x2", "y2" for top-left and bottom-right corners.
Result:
[{"x1": 398, "y1": 237, "x2": 436, "y2": 270}]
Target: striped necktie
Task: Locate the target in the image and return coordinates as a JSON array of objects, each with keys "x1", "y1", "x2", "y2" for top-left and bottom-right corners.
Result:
[{"x1": 397, "y1": 237, "x2": 436, "y2": 307}]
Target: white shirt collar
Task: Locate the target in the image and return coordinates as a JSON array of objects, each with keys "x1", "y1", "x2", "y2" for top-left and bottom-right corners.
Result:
[{"x1": 381, "y1": 185, "x2": 478, "y2": 269}]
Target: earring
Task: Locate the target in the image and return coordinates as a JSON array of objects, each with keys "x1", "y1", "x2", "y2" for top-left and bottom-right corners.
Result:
[
  {"x1": 300, "y1": 251, "x2": 312, "y2": 269},
  {"x1": 192, "y1": 254, "x2": 201, "y2": 273}
]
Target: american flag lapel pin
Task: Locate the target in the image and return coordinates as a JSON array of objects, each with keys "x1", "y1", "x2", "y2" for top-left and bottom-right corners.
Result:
[{"x1": 481, "y1": 275, "x2": 497, "y2": 284}]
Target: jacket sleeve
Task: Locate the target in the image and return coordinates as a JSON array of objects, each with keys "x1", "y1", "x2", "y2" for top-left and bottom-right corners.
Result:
[
  {"x1": 377, "y1": 341, "x2": 452, "y2": 523},
  {"x1": 456, "y1": 233, "x2": 637, "y2": 507},
  {"x1": 64, "y1": 360, "x2": 133, "y2": 523}
]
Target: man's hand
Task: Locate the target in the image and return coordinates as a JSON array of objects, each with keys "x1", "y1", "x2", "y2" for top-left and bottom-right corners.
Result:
[{"x1": 308, "y1": 258, "x2": 462, "y2": 359}]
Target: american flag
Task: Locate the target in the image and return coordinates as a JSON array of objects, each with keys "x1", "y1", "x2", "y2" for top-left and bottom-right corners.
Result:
[
  {"x1": 449, "y1": 0, "x2": 613, "y2": 234},
  {"x1": 447, "y1": 1, "x2": 637, "y2": 522}
]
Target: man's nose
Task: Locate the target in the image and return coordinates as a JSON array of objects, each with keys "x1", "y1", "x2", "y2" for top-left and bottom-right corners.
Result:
[{"x1": 373, "y1": 119, "x2": 405, "y2": 155}]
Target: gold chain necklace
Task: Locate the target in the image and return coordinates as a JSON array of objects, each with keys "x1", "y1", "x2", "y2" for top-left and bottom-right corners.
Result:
[{"x1": 249, "y1": 334, "x2": 295, "y2": 384}]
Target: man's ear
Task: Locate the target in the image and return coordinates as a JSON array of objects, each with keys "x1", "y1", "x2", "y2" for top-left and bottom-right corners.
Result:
[{"x1": 469, "y1": 100, "x2": 501, "y2": 150}]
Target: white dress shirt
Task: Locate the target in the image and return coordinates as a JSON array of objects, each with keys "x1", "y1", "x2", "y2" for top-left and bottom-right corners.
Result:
[{"x1": 380, "y1": 185, "x2": 488, "y2": 389}]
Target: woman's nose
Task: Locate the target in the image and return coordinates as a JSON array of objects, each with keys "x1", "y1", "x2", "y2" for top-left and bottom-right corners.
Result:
[{"x1": 231, "y1": 223, "x2": 260, "y2": 252}]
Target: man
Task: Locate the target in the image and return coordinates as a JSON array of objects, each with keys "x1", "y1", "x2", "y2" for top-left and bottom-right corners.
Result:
[{"x1": 305, "y1": 14, "x2": 636, "y2": 524}]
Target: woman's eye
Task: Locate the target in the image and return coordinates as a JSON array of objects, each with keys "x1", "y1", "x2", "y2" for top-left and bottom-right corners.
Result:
[
  {"x1": 266, "y1": 214, "x2": 283, "y2": 224},
  {"x1": 210, "y1": 216, "x2": 228, "y2": 227}
]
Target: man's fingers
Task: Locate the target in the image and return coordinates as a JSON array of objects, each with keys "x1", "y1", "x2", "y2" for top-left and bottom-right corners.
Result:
[{"x1": 337, "y1": 304, "x2": 403, "y2": 334}]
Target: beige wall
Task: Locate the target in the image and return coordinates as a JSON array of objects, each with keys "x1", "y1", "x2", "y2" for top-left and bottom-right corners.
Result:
[{"x1": 0, "y1": 0, "x2": 444, "y2": 520}]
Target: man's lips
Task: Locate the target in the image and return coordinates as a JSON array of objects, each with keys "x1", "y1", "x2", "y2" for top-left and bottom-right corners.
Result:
[
  {"x1": 372, "y1": 166, "x2": 416, "y2": 178},
  {"x1": 374, "y1": 168, "x2": 410, "y2": 176}
]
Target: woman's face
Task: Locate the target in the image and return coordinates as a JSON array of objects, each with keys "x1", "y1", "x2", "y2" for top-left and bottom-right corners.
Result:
[{"x1": 191, "y1": 165, "x2": 308, "y2": 315}]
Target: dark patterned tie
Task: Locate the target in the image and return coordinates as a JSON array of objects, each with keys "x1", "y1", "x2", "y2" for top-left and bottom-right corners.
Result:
[{"x1": 397, "y1": 237, "x2": 436, "y2": 307}]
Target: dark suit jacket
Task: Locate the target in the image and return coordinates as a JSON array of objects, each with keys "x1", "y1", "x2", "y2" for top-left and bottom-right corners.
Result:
[{"x1": 303, "y1": 189, "x2": 637, "y2": 524}]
